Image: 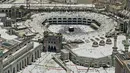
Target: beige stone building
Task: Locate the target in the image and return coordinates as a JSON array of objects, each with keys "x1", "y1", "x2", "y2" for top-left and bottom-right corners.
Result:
[
  {"x1": 43, "y1": 31, "x2": 62, "y2": 53},
  {"x1": 0, "y1": 36, "x2": 43, "y2": 73}
]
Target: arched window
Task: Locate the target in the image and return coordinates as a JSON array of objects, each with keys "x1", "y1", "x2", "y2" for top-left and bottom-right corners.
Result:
[
  {"x1": 22, "y1": 60, "x2": 24, "y2": 68},
  {"x1": 53, "y1": 46, "x2": 56, "y2": 52},
  {"x1": 25, "y1": 59, "x2": 27, "y2": 66},
  {"x1": 32, "y1": 55, "x2": 34, "y2": 62},
  {"x1": 13, "y1": 68, "x2": 15, "y2": 73},
  {"x1": 17, "y1": 64, "x2": 19, "y2": 71},
  {"x1": 37, "y1": 50, "x2": 39, "y2": 58},
  {"x1": 35, "y1": 51, "x2": 37, "y2": 59},
  {"x1": 48, "y1": 45, "x2": 51, "y2": 51},
  {"x1": 50, "y1": 46, "x2": 53, "y2": 52},
  {"x1": 20, "y1": 62, "x2": 22, "y2": 70},
  {"x1": 8, "y1": 70, "x2": 10, "y2": 73},
  {"x1": 27, "y1": 57, "x2": 29, "y2": 65}
]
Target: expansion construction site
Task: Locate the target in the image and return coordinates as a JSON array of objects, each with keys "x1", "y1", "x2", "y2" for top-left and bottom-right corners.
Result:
[{"x1": 0, "y1": 0, "x2": 130, "y2": 73}]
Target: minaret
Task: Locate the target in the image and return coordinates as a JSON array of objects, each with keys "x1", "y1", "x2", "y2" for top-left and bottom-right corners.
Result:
[
  {"x1": 112, "y1": 27, "x2": 118, "y2": 66},
  {"x1": 0, "y1": 50, "x2": 3, "y2": 73},
  {"x1": 124, "y1": 34, "x2": 129, "y2": 52},
  {"x1": 123, "y1": 20, "x2": 130, "y2": 53}
]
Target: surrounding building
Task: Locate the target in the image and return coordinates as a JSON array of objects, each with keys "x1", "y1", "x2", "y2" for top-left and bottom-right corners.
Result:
[
  {"x1": 0, "y1": 36, "x2": 43, "y2": 73},
  {"x1": 0, "y1": 6, "x2": 28, "y2": 19}
]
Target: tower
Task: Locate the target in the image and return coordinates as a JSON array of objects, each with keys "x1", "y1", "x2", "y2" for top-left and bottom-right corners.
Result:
[
  {"x1": 127, "y1": 20, "x2": 130, "y2": 34},
  {"x1": 112, "y1": 27, "x2": 118, "y2": 66},
  {"x1": 43, "y1": 31, "x2": 62, "y2": 53},
  {"x1": 122, "y1": 20, "x2": 130, "y2": 53},
  {"x1": 124, "y1": 34, "x2": 129, "y2": 53},
  {"x1": 124, "y1": 20, "x2": 130, "y2": 53}
]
